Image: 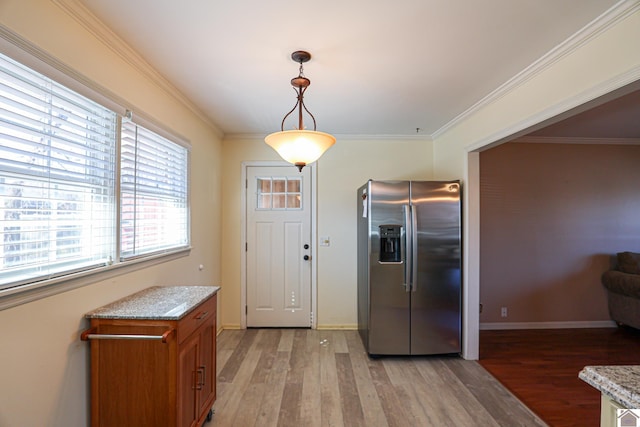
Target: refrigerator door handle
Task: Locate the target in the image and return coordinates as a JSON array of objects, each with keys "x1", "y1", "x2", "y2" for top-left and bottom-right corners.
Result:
[
  {"x1": 403, "y1": 205, "x2": 411, "y2": 292},
  {"x1": 411, "y1": 205, "x2": 418, "y2": 292}
]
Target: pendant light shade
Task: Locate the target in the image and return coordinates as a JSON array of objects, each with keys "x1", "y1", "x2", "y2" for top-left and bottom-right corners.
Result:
[
  {"x1": 265, "y1": 130, "x2": 336, "y2": 170},
  {"x1": 265, "y1": 51, "x2": 335, "y2": 172}
]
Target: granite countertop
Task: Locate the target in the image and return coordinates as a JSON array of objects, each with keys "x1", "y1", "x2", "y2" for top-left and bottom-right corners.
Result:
[
  {"x1": 85, "y1": 286, "x2": 220, "y2": 320},
  {"x1": 579, "y1": 365, "x2": 640, "y2": 409}
]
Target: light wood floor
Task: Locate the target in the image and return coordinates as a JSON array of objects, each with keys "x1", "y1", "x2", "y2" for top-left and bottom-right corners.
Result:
[{"x1": 211, "y1": 329, "x2": 546, "y2": 427}]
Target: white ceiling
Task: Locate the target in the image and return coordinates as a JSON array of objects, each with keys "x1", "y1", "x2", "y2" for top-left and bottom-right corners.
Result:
[{"x1": 79, "y1": 0, "x2": 624, "y2": 138}]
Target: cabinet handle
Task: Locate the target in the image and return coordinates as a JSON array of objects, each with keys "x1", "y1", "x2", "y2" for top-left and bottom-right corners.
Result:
[
  {"x1": 193, "y1": 370, "x2": 200, "y2": 390},
  {"x1": 195, "y1": 367, "x2": 204, "y2": 390},
  {"x1": 195, "y1": 311, "x2": 208, "y2": 320},
  {"x1": 80, "y1": 328, "x2": 174, "y2": 343}
]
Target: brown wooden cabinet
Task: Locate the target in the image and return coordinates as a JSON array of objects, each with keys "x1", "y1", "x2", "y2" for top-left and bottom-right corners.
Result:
[
  {"x1": 176, "y1": 295, "x2": 217, "y2": 427},
  {"x1": 83, "y1": 287, "x2": 218, "y2": 427}
]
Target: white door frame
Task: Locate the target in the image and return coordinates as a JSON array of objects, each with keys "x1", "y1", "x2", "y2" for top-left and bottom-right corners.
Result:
[
  {"x1": 460, "y1": 72, "x2": 640, "y2": 360},
  {"x1": 240, "y1": 161, "x2": 318, "y2": 329}
]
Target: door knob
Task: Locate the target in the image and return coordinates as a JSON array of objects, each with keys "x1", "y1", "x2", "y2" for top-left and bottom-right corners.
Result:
[{"x1": 303, "y1": 255, "x2": 310, "y2": 261}]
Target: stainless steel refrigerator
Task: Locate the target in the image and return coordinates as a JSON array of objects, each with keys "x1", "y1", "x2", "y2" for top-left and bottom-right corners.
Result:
[{"x1": 357, "y1": 180, "x2": 462, "y2": 356}]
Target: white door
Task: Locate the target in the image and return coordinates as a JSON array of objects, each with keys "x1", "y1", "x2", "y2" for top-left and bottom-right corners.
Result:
[{"x1": 246, "y1": 166, "x2": 312, "y2": 327}]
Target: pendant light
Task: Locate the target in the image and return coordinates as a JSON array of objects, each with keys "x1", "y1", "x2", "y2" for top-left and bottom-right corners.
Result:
[{"x1": 265, "y1": 50, "x2": 336, "y2": 172}]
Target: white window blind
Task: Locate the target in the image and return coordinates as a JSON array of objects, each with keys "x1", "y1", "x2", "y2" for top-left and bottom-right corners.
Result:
[
  {"x1": 120, "y1": 121, "x2": 189, "y2": 259},
  {"x1": 0, "y1": 53, "x2": 117, "y2": 289}
]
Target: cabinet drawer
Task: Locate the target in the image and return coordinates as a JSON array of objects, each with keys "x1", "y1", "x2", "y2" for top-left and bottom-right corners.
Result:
[{"x1": 177, "y1": 294, "x2": 216, "y2": 343}]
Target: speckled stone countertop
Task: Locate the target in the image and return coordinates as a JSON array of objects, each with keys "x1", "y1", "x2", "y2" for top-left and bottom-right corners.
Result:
[
  {"x1": 85, "y1": 286, "x2": 220, "y2": 320},
  {"x1": 579, "y1": 366, "x2": 640, "y2": 409}
]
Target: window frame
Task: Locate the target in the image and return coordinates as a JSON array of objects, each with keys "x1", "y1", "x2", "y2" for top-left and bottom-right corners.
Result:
[
  {"x1": 119, "y1": 117, "x2": 191, "y2": 260},
  {"x1": 0, "y1": 27, "x2": 192, "y2": 310}
]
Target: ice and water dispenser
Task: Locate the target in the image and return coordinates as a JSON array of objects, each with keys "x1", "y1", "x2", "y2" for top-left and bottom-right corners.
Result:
[{"x1": 378, "y1": 224, "x2": 402, "y2": 263}]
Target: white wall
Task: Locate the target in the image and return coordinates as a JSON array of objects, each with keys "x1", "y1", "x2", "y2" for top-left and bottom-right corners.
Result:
[
  {"x1": 0, "y1": 1, "x2": 223, "y2": 426},
  {"x1": 432, "y1": 5, "x2": 640, "y2": 359},
  {"x1": 221, "y1": 136, "x2": 433, "y2": 329}
]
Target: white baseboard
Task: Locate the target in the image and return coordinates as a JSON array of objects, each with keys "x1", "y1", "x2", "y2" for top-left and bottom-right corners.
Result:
[
  {"x1": 219, "y1": 324, "x2": 359, "y2": 331},
  {"x1": 223, "y1": 322, "x2": 617, "y2": 331},
  {"x1": 316, "y1": 324, "x2": 358, "y2": 330},
  {"x1": 480, "y1": 320, "x2": 617, "y2": 330},
  {"x1": 220, "y1": 323, "x2": 242, "y2": 330}
]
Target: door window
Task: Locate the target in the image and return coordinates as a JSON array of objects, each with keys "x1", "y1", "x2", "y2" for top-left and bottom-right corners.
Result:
[{"x1": 256, "y1": 177, "x2": 302, "y2": 210}]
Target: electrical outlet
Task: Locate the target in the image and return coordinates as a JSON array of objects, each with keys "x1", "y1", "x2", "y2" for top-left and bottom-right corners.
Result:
[{"x1": 501, "y1": 307, "x2": 508, "y2": 318}]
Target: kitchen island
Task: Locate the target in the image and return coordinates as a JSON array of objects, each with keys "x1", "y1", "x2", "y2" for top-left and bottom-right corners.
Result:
[
  {"x1": 83, "y1": 285, "x2": 220, "y2": 427},
  {"x1": 579, "y1": 365, "x2": 640, "y2": 427}
]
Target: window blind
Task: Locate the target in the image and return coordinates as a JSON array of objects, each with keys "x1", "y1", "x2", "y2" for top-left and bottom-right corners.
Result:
[
  {"x1": 120, "y1": 120, "x2": 189, "y2": 259},
  {"x1": 0, "y1": 53, "x2": 117, "y2": 289}
]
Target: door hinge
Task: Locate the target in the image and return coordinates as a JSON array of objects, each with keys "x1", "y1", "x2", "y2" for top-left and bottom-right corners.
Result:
[
  {"x1": 245, "y1": 305, "x2": 248, "y2": 315},
  {"x1": 245, "y1": 242, "x2": 248, "y2": 252},
  {"x1": 310, "y1": 311, "x2": 314, "y2": 325},
  {"x1": 245, "y1": 179, "x2": 248, "y2": 189}
]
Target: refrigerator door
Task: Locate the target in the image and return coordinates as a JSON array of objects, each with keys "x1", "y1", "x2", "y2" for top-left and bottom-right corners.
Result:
[
  {"x1": 357, "y1": 183, "x2": 370, "y2": 350},
  {"x1": 368, "y1": 180, "x2": 411, "y2": 355},
  {"x1": 410, "y1": 181, "x2": 461, "y2": 355}
]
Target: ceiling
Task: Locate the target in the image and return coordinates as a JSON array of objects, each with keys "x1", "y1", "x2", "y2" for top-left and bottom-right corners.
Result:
[{"x1": 79, "y1": 0, "x2": 626, "y2": 138}]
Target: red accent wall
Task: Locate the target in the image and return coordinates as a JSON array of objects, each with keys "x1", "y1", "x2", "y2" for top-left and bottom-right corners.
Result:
[{"x1": 480, "y1": 142, "x2": 640, "y2": 324}]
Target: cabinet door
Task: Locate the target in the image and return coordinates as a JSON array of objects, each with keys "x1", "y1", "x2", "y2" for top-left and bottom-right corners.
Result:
[
  {"x1": 91, "y1": 323, "x2": 174, "y2": 427},
  {"x1": 178, "y1": 333, "x2": 200, "y2": 427},
  {"x1": 197, "y1": 312, "x2": 216, "y2": 418}
]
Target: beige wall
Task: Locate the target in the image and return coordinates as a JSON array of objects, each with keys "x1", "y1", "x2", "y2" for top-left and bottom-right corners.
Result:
[
  {"x1": 480, "y1": 142, "x2": 640, "y2": 325},
  {"x1": 0, "y1": 1, "x2": 223, "y2": 426},
  {"x1": 221, "y1": 136, "x2": 433, "y2": 329},
  {"x1": 432, "y1": 6, "x2": 640, "y2": 358}
]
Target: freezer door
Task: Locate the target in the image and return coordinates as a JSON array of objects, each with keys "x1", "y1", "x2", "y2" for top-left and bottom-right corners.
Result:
[
  {"x1": 410, "y1": 181, "x2": 461, "y2": 355},
  {"x1": 368, "y1": 180, "x2": 411, "y2": 355}
]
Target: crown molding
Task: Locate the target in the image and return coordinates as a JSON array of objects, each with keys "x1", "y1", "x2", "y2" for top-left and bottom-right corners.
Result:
[
  {"x1": 0, "y1": 24, "x2": 128, "y2": 114},
  {"x1": 1, "y1": 24, "x2": 194, "y2": 146},
  {"x1": 432, "y1": 0, "x2": 640, "y2": 140},
  {"x1": 51, "y1": 0, "x2": 224, "y2": 139},
  {"x1": 50, "y1": 0, "x2": 638, "y2": 143},
  {"x1": 225, "y1": 133, "x2": 434, "y2": 142},
  {"x1": 464, "y1": 63, "x2": 640, "y2": 152},
  {"x1": 513, "y1": 136, "x2": 640, "y2": 145}
]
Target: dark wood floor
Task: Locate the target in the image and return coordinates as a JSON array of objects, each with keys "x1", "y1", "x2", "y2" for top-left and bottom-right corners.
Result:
[
  {"x1": 479, "y1": 326, "x2": 640, "y2": 427},
  {"x1": 213, "y1": 329, "x2": 546, "y2": 426}
]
